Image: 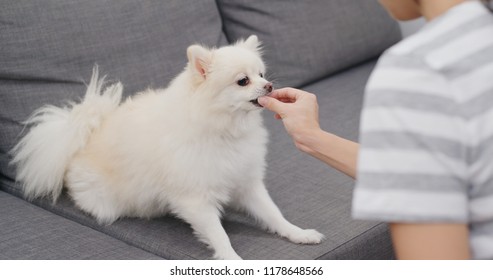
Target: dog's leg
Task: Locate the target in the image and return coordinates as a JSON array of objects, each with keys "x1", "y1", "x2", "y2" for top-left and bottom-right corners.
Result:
[
  {"x1": 171, "y1": 199, "x2": 242, "y2": 260},
  {"x1": 236, "y1": 182, "x2": 324, "y2": 244}
]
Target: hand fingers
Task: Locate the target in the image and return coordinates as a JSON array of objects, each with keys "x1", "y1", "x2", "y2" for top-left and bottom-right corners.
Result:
[
  {"x1": 257, "y1": 96, "x2": 286, "y2": 114},
  {"x1": 277, "y1": 97, "x2": 295, "y2": 103},
  {"x1": 268, "y1": 87, "x2": 304, "y2": 101},
  {"x1": 259, "y1": 87, "x2": 313, "y2": 119}
]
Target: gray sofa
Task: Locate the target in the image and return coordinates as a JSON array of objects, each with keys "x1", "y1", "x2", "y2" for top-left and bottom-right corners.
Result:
[{"x1": 0, "y1": 0, "x2": 401, "y2": 259}]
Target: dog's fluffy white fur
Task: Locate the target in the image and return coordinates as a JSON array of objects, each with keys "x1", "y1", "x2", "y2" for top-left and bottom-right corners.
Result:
[{"x1": 11, "y1": 35, "x2": 323, "y2": 259}]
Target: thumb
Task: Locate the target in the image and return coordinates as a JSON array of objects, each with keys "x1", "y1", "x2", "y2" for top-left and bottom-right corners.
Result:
[{"x1": 258, "y1": 96, "x2": 286, "y2": 114}]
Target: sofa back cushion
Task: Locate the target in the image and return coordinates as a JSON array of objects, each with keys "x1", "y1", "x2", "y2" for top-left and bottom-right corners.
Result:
[
  {"x1": 0, "y1": 0, "x2": 227, "y2": 183},
  {"x1": 217, "y1": 0, "x2": 401, "y2": 87}
]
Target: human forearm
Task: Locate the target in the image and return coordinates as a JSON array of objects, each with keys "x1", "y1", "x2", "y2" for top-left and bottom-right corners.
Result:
[
  {"x1": 390, "y1": 223, "x2": 471, "y2": 259},
  {"x1": 258, "y1": 88, "x2": 359, "y2": 178},
  {"x1": 294, "y1": 129, "x2": 359, "y2": 179}
]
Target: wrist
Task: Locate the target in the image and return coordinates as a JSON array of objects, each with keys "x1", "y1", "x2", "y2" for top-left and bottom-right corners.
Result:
[
  {"x1": 292, "y1": 128, "x2": 325, "y2": 155},
  {"x1": 293, "y1": 129, "x2": 358, "y2": 179}
]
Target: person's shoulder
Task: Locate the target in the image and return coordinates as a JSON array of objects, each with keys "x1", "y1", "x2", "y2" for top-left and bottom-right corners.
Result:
[
  {"x1": 386, "y1": 1, "x2": 493, "y2": 70},
  {"x1": 367, "y1": 38, "x2": 438, "y2": 94},
  {"x1": 373, "y1": 19, "x2": 432, "y2": 73}
]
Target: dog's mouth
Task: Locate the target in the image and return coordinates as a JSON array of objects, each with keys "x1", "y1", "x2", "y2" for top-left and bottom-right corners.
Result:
[
  {"x1": 249, "y1": 98, "x2": 262, "y2": 107},
  {"x1": 249, "y1": 84, "x2": 273, "y2": 108}
]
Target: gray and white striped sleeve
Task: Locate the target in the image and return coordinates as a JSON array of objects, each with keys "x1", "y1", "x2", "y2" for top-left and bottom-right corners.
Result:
[{"x1": 352, "y1": 53, "x2": 468, "y2": 223}]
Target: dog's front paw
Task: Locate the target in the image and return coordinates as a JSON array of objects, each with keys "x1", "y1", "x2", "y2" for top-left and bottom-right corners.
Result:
[
  {"x1": 286, "y1": 229, "x2": 325, "y2": 244},
  {"x1": 213, "y1": 251, "x2": 243, "y2": 260}
]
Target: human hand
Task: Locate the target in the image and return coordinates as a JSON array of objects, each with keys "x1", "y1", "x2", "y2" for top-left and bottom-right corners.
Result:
[{"x1": 258, "y1": 87, "x2": 320, "y2": 143}]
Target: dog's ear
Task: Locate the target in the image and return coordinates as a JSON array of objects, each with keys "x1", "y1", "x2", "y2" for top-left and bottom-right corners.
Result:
[
  {"x1": 187, "y1": 45, "x2": 212, "y2": 79},
  {"x1": 239, "y1": 35, "x2": 262, "y2": 53}
]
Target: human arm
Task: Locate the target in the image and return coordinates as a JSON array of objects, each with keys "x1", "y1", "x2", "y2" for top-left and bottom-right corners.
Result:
[
  {"x1": 295, "y1": 129, "x2": 358, "y2": 179},
  {"x1": 259, "y1": 86, "x2": 472, "y2": 260},
  {"x1": 350, "y1": 52, "x2": 473, "y2": 259},
  {"x1": 390, "y1": 223, "x2": 471, "y2": 259},
  {"x1": 258, "y1": 88, "x2": 358, "y2": 178}
]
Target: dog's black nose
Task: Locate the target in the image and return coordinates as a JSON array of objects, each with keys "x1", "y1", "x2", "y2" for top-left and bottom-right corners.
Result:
[{"x1": 264, "y1": 82, "x2": 273, "y2": 93}]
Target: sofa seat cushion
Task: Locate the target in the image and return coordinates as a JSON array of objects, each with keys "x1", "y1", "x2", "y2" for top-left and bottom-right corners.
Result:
[
  {"x1": 0, "y1": 191, "x2": 161, "y2": 259},
  {"x1": 1, "y1": 59, "x2": 394, "y2": 259},
  {"x1": 217, "y1": 0, "x2": 401, "y2": 88}
]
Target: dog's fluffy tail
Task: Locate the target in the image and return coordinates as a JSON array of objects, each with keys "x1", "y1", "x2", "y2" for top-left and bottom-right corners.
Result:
[{"x1": 10, "y1": 66, "x2": 122, "y2": 202}]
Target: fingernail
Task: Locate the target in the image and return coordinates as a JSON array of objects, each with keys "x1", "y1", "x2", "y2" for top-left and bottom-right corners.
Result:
[{"x1": 257, "y1": 96, "x2": 268, "y2": 106}]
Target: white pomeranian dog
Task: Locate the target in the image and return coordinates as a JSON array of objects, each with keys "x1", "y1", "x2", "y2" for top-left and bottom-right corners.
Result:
[{"x1": 10, "y1": 35, "x2": 323, "y2": 259}]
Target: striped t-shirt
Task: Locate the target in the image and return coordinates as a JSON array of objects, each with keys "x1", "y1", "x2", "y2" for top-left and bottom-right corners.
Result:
[{"x1": 352, "y1": 1, "x2": 493, "y2": 259}]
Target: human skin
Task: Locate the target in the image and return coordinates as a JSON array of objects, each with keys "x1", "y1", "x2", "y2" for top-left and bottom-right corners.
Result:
[{"x1": 258, "y1": 0, "x2": 471, "y2": 259}]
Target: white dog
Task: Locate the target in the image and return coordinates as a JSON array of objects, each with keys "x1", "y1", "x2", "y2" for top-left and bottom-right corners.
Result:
[{"x1": 11, "y1": 35, "x2": 323, "y2": 259}]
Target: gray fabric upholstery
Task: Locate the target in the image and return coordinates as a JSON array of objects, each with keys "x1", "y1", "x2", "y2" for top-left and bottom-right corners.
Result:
[
  {"x1": 0, "y1": 60, "x2": 394, "y2": 259},
  {"x1": 0, "y1": 191, "x2": 161, "y2": 259},
  {"x1": 0, "y1": 1, "x2": 397, "y2": 260},
  {"x1": 0, "y1": 0, "x2": 227, "y2": 182},
  {"x1": 217, "y1": 0, "x2": 401, "y2": 87}
]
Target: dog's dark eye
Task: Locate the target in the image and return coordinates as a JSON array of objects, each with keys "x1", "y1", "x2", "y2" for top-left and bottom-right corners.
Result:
[
  {"x1": 237, "y1": 77, "x2": 249, "y2": 87},
  {"x1": 259, "y1": 73, "x2": 264, "y2": 78}
]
